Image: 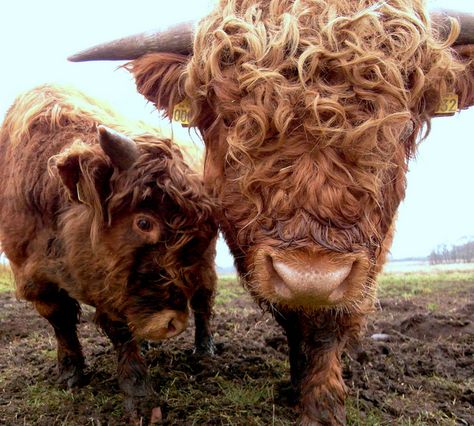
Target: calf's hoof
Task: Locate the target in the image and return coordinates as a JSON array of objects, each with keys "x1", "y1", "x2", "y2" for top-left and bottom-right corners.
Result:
[
  {"x1": 194, "y1": 336, "x2": 216, "y2": 356},
  {"x1": 124, "y1": 395, "x2": 161, "y2": 425},
  {"x1": 57, "y1": 358, "x2": 85, "y2": 388}
]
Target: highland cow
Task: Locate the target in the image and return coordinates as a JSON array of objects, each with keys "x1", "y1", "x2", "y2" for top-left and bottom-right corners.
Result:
[
  {"x1": 69, "y1": 1, "x2": 474, "y2": 424},
  {"x1": 0, "y1": 85, "x2": 217, "y2": 420}
]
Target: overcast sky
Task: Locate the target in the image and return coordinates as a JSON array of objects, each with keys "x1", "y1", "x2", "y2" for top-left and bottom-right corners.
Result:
[{"x1": 1, "y1": 0, "x2": 473, "y2": 266}]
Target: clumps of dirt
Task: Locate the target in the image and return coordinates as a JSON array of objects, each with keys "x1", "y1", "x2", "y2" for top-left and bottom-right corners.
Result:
[
  {"x1": 0, "y1": 281, "x2": 473, "y2": 425},
  {"x1": 347, "y1": 293, "x2": 474, "y2": 425}
]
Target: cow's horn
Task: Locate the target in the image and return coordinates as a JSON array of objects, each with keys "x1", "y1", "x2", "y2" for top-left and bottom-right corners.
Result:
[
  {"x1": 430, "y1": 8, "x2": 474, "y2": 46},
  {"x1": 68, "y1": 20, "x2": 196, "y2": 62},
  {"x1": 98, "y1": 125, "x2": 139, "y2": 170}
]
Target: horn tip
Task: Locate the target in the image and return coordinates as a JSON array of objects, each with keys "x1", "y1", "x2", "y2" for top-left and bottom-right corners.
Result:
[
  {"x1": 67, "y1": 51, "x2": 95, "y2": 62},
  {"x1": 67, "y1": 54, "x2": 82, "y2": 62}
]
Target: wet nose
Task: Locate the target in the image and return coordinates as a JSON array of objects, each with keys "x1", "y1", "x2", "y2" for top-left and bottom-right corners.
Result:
[
  {"x1": 266, "y1": 254, "x2": 353, "y2": 305},
  {"x1": 136, "y1": 309, "x2": 188, "y2": 340},
  {"x1": 163, "y1": 311, "x2": 188, "y2": 338}
]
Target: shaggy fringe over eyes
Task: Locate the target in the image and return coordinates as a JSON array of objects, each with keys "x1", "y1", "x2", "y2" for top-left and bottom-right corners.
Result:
[
  {"x1": 5, "y1": 84, "x2": 216, "y2": 296},
  {"x1": 181, "y1": 0, "x2": 468, "y2": 245},
  {"x1": 105, "y1": 139, "x2": 217, "y2": 288}
]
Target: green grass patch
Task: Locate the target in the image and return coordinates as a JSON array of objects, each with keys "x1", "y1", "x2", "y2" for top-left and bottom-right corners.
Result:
[
  {"x1": 158, "y1": 372, "x2": 293, "y2": 425},
  {"x1": 378, "y1": 269, "x2": 474, "y2": 298},
  {"x1": 0, "y1": 264, "x2": 13, "y2": 292},
  {"x1": 40, "y1": 349, "x2": 57, "y2": 360},
  {"x1": 346, "y1": 396, "x2": 386, "y2": 425},
  {"x1": 25, "y1": 383, "x2": 124, "y2": 420},
  {"x1": 426, "y1": 375, "x2": 471, "y2": 395},
  {"x1": 215, "y1": 276, "x2": 246, "y2": 305},
  {"x1": 27, "y1": 384, "x2": 76, "y2": 410}
]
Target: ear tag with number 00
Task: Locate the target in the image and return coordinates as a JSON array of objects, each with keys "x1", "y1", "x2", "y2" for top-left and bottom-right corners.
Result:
[{"x1": 173, "y1": 99, "x2": 191, "y2": 127}]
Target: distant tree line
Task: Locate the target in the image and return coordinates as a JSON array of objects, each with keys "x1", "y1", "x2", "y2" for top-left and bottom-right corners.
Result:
[{"x1": 429, "y1": 240, "x2": 474, "y2": 265}]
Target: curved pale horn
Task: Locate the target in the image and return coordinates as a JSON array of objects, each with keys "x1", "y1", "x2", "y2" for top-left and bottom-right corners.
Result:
[
  {"x1": 98, "y1": 125, "x2": 139, "y2": 170},
  {"x1": 430, "y1": 8, "x2": 474, "y2": 46},
  {"x1": 68, "y1": 10, "x2": 473, "y2": 63},
  {"x1": 68, "y1": 20, "x2": 196, "y2": 62}
]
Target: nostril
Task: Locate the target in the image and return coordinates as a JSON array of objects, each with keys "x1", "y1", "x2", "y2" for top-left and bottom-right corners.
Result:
[
  {"x1": 167, "y1": 318, "x2": 177, "y2": 333},
  {"x1": 265, "y1": 255, "x2": 293, "y2": 299}
]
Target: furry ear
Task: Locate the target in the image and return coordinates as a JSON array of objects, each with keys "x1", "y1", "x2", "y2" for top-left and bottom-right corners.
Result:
[
  {"x1": 124, "y1": 52, "x2": 188, "y2": 118},
  {"x1": 52, "y1": 142, "x2": 112, "y2": 206},
  {"x1": 453, "y1": 46, "x2": 474, "y2": 110},
  {"x1": 55, "y1": 153, "x2": 82, "y2": 202}
]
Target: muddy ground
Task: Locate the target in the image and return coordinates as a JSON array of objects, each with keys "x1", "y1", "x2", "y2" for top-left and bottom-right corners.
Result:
[{"x1": 0, "y1": 270, "x2": 473, "y2": 425}]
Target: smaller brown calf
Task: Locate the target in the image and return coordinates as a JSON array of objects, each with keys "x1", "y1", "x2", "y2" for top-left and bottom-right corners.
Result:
[{"x1": 0, "y1": 85, "x2": 217, "y2": 419}]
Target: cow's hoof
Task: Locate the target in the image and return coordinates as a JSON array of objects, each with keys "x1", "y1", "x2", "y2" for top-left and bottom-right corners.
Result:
[
  {"x1": 194, "y1": 336, "x2": 216, "y2": 356},
  {"x1": 275, "y1": 381, "x2": 299, "y2": 406},
  {"x1": 57, "y1": 360, "x2": 85, "y2": 388},
  {"x1": 299, "y1": 406, "x2": 346, "y2": 426}
]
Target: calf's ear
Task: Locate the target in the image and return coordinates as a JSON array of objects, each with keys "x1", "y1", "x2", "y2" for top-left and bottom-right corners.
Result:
[
  {"x1": 52, "y1": 142, "x2": 111, "y2": 206},
  {"x1": 124, "y1": 53, "x2": 188, "y2": 119}
]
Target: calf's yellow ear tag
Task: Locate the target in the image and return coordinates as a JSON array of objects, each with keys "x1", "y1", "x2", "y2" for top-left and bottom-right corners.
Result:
[
  {"x1": 172, "y1": 99, "x2": 191, "y2": 127},
  {"x1": 76, "y1": 182, "x2": 86, "y2": 204},
  {"x1": 435, "y1": 94, "x2": 458, "y2": 116}
]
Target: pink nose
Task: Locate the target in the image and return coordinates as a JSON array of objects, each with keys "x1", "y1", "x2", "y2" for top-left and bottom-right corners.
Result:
[{"x1": 267, "y1": 255, "x2": 353, "y2": 306}]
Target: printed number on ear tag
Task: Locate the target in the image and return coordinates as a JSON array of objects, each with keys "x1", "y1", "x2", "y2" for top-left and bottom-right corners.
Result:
[
  {"x1": 173, "y1": 99, "x2": 191, "y2": 127},
  {"x1": 435, "y1": 94, "x2": 458, "y2": 116}
]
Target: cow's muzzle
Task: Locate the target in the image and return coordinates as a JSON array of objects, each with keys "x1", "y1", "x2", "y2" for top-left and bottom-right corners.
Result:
[{"x1": 254, "y1": 249, "x2": 369, "y2": 308}]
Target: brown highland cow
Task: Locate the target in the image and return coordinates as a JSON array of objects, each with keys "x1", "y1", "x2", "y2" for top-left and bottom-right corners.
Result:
[
  {"x1": 0, "y1": 84, "x2": 217, "y2": 420},
  {"x1": 69, "y1": 1, "x2": 474, "y2": 424}
]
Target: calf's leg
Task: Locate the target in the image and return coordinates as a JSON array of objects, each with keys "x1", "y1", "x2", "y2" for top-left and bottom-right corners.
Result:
[
  {"x1": 191, "y1": 285, "x2": 216, "y2": 355},
  {"x1": 33, "y1": 288, "x2": 84, "y2": 388},
  {"x1": 95, "y1": 312, "x2": 151, "y2": 419}
]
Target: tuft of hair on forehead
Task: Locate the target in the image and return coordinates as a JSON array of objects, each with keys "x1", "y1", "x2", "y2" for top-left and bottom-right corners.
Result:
[
  {"x1": 187, "y1": 0, "x2": 467, "y2": 173},
  {"x1": 179, "y1": 0, "x2": 471, "y2": 249}
]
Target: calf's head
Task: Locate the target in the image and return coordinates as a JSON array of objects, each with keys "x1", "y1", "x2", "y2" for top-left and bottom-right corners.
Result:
[
  {"x1": 52, "y1": 125, "x2": 217, "y2": 339},
  {"x1": 69, "y1": 0, "x2": 474, "y2": 312}
]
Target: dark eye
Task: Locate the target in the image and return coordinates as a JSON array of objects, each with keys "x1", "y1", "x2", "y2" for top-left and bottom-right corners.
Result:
[{"x1": 136, "y1": 218, "x2": 152, "y2": 232}]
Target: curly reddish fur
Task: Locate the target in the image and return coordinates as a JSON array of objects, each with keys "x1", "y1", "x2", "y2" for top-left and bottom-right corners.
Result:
[
  {"x1": 0, "y1": 84, "x2": 218, "y2": 418},
  {"x1": 125, "y1": 1, "x2": 474, "y2": 423}
]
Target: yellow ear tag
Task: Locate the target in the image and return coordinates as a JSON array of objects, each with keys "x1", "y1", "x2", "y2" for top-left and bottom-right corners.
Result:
[
  {"x1": 76, "y1": 182, "x2": 86, "y2": 204},
  {"x1": 172, "y1": 99, "x2": 191, "y2": 127},
  {"x1": 435, "y1": 94, "x2": 458, "y2": 116}
]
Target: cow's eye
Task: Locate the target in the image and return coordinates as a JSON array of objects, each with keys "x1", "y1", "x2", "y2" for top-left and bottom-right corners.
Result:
[{"x1": 136, "y1": 218, "x2": 152, "y2": 232}]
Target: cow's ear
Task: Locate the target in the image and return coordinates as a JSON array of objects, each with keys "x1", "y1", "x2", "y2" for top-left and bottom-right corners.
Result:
[
  {"x1": 453, "y1": 46, "x2": 474, "y2": 110},
  {"x1": 124, "y1": 53, "x2": 188, "y2": 119},
  {"x1": 52, "y1": 142, "x2": 111, "y2": 206}
]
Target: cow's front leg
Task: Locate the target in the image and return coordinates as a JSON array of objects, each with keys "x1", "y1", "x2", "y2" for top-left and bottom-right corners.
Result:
[
  {"x1": 274, "y1": 310, "x2": 305, "y2": 404},
  {"x1": 95, "y1": 312, "x2": 152, "y2": 421},
  {"x1": 298, "y1": 344, "x2": 347, "y2": 426},
  {"x1": 276, "y1": 311, "x2": 363, "y2": 425},
  {"x1": 32, "y1": 287, "x2": 85, "y2": 388},
  {"x1": 191, "y1": 284, "x2": 216, "y2": 355}
]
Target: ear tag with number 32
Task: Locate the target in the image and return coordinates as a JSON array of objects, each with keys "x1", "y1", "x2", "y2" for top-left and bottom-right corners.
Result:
[{"x1": 435, "y1": 94, "x2": 458, "y2": 116}]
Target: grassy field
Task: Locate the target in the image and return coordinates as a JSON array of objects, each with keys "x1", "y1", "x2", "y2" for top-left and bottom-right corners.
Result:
[
  {"x1": 0, "y1": 265, "x2": 472, "y2": 425},
  {"x1": 0, "y1": 264, "x2": 13, "y2": 292}
]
